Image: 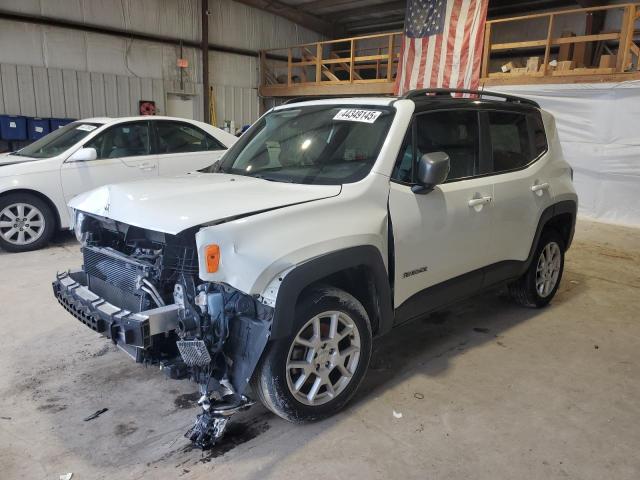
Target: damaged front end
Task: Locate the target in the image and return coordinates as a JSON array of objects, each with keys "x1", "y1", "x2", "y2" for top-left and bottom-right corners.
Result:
[{"x1": 52, "y1": 214, "x2": 272, "y2": 449}]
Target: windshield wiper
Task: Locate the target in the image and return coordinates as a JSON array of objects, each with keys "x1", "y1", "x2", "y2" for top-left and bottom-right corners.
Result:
[{"x1": 250, "y1": 173, "x2": 294, "y2": 183}]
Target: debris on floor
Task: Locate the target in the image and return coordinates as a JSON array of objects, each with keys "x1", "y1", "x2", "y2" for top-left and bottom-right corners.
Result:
[
  {"x1": 60, "y1": 473, "x2": 73, "y2": 480},
  {"x1": 473, "y1": 327, "x2": 491, "y2": 334},
  {"x1": 393, "y1": 410, "x2": 403, "y2": 419},
  {"x1": 414, "y1": 393, "x2": 424, "y2": 400},
  {"x1": 83, "y1": 408, "x2": 108, "y2": 421}
]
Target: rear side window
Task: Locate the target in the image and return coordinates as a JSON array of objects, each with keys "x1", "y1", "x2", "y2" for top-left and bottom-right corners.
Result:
[
  {"x1": 85, "y1": 122, "x2": 151, "y2": 159},
  {"x1": 154, "y1": 121, "x2": 225, "y2": 154},
  {"x1": 488, "y1": 111, "x2": 531, "y2": 172}
]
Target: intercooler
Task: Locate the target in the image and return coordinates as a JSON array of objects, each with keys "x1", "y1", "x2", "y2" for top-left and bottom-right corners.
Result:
[{"x1": 83, "y1": 245, "x2": 155, "y2": 313}]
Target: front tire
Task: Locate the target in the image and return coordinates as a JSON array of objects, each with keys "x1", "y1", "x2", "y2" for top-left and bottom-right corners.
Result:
[
  {"x1": 0, "y1": 193, "x2": 56, "y2": 252},
  {"x1": 509, "y1": 229, "x2": 565, "y2": 308},
  {"x1": 251, "y1": 286, "x2": 372, "y2": 423}
]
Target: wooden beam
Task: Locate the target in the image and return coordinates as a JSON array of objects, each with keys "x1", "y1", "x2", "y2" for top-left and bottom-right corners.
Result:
[
  {"x1": 259, "y1": 81, "x2": 394, "y2": 97},
  {"x1": 542, "y1": 14, "x2": 554, "y2": 75},
  {"x1": 482, "y1": 71, "x2": 640, "y2": 86},
  {"x1": 487, "y1": 3, "x2": 636, "y2": 24},
  {"x1": 618, "y1": 4, "x2": 636, "y2": 71},
  {"x1": 387, "y1": 34, "x2": 394, "y2": 81},
  {"x1": 491, "y1": 32, "x2": 619, "y2": 51},
  {"x1": 481, "y1": 22, "x2": 491, "y2": 78},
  {"x1": 233, "y1": 0, "x2": 335, "y2": 36}
]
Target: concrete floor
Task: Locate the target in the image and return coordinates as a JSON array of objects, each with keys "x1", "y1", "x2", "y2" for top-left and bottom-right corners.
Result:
[{"x1": 0, "y1": 219, "x2": 638, "y2": 480}]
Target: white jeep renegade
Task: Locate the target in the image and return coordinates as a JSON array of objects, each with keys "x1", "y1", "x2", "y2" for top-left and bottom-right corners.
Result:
[{"x1": 53, "y1": 89, "x2": 577, "y2": 448}]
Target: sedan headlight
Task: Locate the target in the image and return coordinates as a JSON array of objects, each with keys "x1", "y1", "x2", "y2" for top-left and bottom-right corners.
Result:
[{"x1": 74, "y1": 211, "x2": 87, "y2": 243}]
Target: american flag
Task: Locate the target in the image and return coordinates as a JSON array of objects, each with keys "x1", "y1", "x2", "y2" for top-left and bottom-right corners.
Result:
[{"x1": 394, "y1": 0, "x2": 489, "y2": 95}]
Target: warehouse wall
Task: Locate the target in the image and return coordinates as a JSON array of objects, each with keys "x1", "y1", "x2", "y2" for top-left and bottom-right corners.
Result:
[{"x1": 0, "y1": 0, "x2": 323, "y2": 126}]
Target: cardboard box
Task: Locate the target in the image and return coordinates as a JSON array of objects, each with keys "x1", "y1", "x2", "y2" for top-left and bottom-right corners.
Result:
[
  {"x1": 558, "y1": 32, "x2": 575, "y2": 61},
  {"x1": 501, "y1": 61, "x2": 516, "y2": 72},
  {"x1": 557, "y1": 60, "x2": 574, "y2": 71},
  {"x1": 572, "y1": 42, "x2": 587, "y2": 68},
  {"x1": 526, "y1": 56, "x2": 540, "y2": 73},
  {"x1": 599, "y1": 54, "x2": 616, "y2": 68}
]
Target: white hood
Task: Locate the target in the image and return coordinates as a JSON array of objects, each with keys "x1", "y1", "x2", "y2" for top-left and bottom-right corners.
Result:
[
  {"x1": 0, "y1": 153, "x2": 41, "y2": 167},
  {"x1": 69, "y1": 172, "x2": 342, "y2": 234}
]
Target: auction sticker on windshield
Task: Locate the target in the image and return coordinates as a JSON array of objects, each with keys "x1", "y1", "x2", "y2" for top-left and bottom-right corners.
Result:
[
  {"x1": 77, "y1": 124, "x2": 98, "y2": 132},
  {"x1": 333, "y1": 109, "x2": 382, "y2": 123}
]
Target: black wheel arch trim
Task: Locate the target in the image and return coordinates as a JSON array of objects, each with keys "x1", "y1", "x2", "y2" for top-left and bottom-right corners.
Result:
[
  {"x1": 271, "y1": 245, "x2": 394, "y2": 340},
  {"x1": 524, "y1": 199, "x2": 577, "y2": 270}
]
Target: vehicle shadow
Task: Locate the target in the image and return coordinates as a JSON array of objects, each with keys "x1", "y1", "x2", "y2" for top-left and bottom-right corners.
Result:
[
  {"x1": 240, "y1": 274, "x2": 586, "y2": 480},
  {"x1": 358, "y1": 289, "x2": 543, "y2": 400}
]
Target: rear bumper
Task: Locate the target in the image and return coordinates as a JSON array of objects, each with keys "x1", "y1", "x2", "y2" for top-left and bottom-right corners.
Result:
[{"x1": 52, "y1": 270, "x2": 180, "y2": 358}]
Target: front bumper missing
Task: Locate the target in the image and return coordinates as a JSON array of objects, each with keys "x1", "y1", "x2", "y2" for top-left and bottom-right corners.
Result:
[
  {"x1": 52, "y1": 270, "x2": 180, "y2": 358},
  {"x1": 53, "y1": 269, "x2": 271, "y2": 449}
]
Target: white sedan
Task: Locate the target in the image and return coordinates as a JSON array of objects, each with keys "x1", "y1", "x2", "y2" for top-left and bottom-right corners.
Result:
[{"x1": 0, "y1": 116, "x2": 237, "y2": 252}]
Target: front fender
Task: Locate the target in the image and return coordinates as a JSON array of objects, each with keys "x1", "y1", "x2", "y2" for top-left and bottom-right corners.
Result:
[{"x1": 270, "y1": 245, "x2": 394, "y2": 339}]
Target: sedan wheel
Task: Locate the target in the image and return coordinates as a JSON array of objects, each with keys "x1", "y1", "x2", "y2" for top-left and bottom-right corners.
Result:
[{"x1": 0, "y1": 202, "x2": 46, "y2": 246}]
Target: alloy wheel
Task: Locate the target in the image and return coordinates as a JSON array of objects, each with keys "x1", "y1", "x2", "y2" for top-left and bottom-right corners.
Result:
[
  {"x1": 536, "y1": 241, "x2": 562, "y2": 298},
  {"x1": 0, "y1": 203, "x2": 46, "y2": 246},
  {"x1": 286, "y1": 310, "x2": 361, "y2": 406}
]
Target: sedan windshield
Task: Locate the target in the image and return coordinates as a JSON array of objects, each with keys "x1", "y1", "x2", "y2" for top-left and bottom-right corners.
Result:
[
  {"x1": 14, "y1": 122, "x2": 102, "y2": 159},
  {"x1": 211, "y1": 105, "x2": 394, "y2": 185}
]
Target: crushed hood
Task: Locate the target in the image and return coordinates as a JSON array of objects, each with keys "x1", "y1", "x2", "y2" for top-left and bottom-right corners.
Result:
[{"x1": 69, "y1": 172, "x2": 342, "y2": 234}]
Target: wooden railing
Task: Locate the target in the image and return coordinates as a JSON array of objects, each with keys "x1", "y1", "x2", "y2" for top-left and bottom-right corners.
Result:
[
  {"x1": 259, "y1": 31, "x2": 402, "y2": 96},
  {"x1": 259, "y1": 3, "x2": 640, "y2": 96},
  {"x1": 482, "y1": 3, "x2": 640, "y2": 84}
]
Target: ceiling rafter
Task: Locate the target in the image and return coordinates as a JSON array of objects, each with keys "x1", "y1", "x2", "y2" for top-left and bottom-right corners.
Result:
[
  {"x1": 232, "y1": 0, "x2": 338, "y2": 36},
  {"x1": 330, "y1": 1, "x2": 406, "y2": 23}
]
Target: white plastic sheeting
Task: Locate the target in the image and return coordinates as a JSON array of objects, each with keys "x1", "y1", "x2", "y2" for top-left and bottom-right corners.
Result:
[{"x1": 494, "y1": 81, "x2": 640, "y2": 227}]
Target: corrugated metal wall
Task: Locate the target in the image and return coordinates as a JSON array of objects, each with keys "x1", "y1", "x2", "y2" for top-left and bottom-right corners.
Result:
[{"x1": 0, "y1": 0, "x2": 323, "y2": 127}]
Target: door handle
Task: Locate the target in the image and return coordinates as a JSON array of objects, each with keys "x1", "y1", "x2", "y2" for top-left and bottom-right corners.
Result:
[
  {"x1": 531, "y1": 182, "x2": 550, "y2": 196},
  {"x1": 468, "y1": 196, "x2": 492, "y2": 208},
  {"x1": 138, "y1": 162, "x2": 156, "y2": 171}
]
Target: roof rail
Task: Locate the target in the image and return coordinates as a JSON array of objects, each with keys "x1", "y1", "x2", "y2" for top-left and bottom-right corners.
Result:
[{"x1": 402, "y1": 88, "x2": 539, "y2": 108}]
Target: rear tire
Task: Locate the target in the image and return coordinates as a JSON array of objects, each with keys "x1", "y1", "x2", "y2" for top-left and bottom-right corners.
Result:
[
  {"x1": 251, "y1": 286, "x2": 372, "y2": 423},
  {"x1": 509, "y1": 229, "x2": 565, "y2": 308},
  {"x1": 0, "y1": 193, "x2": 56, "y2": 252}
]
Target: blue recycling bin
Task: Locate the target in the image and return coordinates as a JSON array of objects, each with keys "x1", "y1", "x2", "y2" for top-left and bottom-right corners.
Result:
[
  {"x1": 27, "y1": 117, "x2": 51, "y2": 140},
  {"x1": 0, "y1": 115, "x2": 27, "y2": 141},
  {"x1": 49, "y1": 118, "x2": 74, "y2": 130}
]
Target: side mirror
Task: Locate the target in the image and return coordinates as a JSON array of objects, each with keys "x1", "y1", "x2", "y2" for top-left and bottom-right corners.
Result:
[
  {"x1": 67, "y1": 147, "x2": 97, "y2": 162},
  {"x1": 411, "y1": 152, "x2": 450, "y2": 194}
]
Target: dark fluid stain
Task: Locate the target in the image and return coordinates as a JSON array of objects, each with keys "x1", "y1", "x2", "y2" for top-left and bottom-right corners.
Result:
[
  {"x1": 93, "y1": 345, "x2": 111, "y2": 357},
  {"x1": 174, "y1": 392, "x2": 201, "y2": 410},
  {"x1": 115, "y1": 422, "x2": 138, "y2": 437},
  {"x1": 473, "y1": 327, "x2": 491, "y2": 334},
  {"x1": 198, "y1": 419, "x2": 271, "y2": 462},
  {"x1": 37, "y1": 403, "x2": 67, "y2": 413}
]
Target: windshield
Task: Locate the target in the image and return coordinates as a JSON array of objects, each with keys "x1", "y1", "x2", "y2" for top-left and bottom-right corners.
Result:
[
  {"x1": 211, "y1": 105, "x2": 394, "y2": 185},
  {"x1": 14, "y1": 122, "x2": 102, "y2": 158}
]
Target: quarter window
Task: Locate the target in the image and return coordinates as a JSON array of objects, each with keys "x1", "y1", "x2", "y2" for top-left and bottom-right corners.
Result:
[
  {"x1": 154, "y1": 121, "x2": 225, "y2": 154},
  {"x1": 529, "y1": 113, "x2": 548, "y2": 157},
  {"x1": 85, "y1": 122, "x2": 150, "y2": 159},
  {"x1": 488, "y1": 111, "x2": 533, "y2": 172}
]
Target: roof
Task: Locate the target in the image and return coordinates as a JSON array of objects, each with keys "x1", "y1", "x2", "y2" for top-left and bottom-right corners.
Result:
[{"x1": 274, "y1": 89, "x2": 540, "y2": 113}]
